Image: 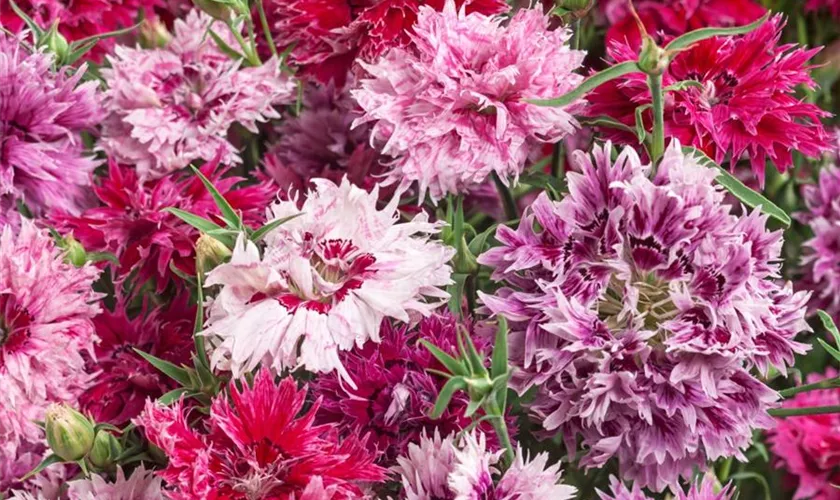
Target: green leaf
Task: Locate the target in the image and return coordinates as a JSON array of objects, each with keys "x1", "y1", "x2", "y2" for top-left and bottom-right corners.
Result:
[
  {"x1": 528, "y1": 61, "x2": 641, "y2": 107},
  {"x1": 251, "y1": 213, "x2": 303, "y2": 242},
  {"x1": 70, "y1": 22, "x2": 141, "y2": 48},
  {"x1": 164, "y1": 207, "x2": 225, "y2": 234},
  {"x1": 665, "y1": 12, "x2": 770, "y2": 51},
  {"x1": 133, "y1": 349, "x2": 193, "y2": 387},
  {"x1": 447, "y1": 273, "x2": 468, "y2": 317},
  {"x1": 730, "y1": 472, "x2": 771, "y2": 500},
  {"x1": 634, "y1": 104, "x2": 652, "y2": 144},
  {"x1": 519, "y1": 172, "x2": 565, "y2": 196},
  {"x1": 683, "y1": 146, "x2": 791, "y2": 227},
  {"x1": 459, "y1": 326, "x2": 488, "y2": 378},
  {"x1": 664, "y1": 80, "x2": 704, "y2": 92},
  {"x1": 158, "y1": 388, "x2": 191, "y2": 405},
  {"x1": 818, "y1": 338, "x2": 840, "y2": 364},
  {"x1": 86, "y1": 251, "x2": 120, "y2": 265},
  {"x1": 430, "y1": 377, "x2": 467, "y2": 419},
  {"x1": 491, "y1": 372, "x2": 510, "y2": 411},
  {"x1": 819, "y1": 310, "x2": 840, "y2": 347},
  {"x1": 193, "y1": 271, "x2": 210, "y2": 370},
  {"x1": 491, "y1": 317, "x2": 509, "y2": 379},
  {"x1": 578, "y1": 115, "x2": 637, "y2": 135},
  {"x1": 420, "y1": 340, "x2": 468, "y2": 377},
  {"x1": 93, "y1": 423, "x2": 122, "y2": 434},
  {"x1": 9, "y1": 0, "x2": 44, "y2": 38},
  {"x1": 468, "y1": 224, "x2": 497, "y2": 258},
  {"x1": 19, "y1": 454, "x2": 62, "y2": 481},
  {"x1": 208, "y1": 28, "x2": 247, "y2": 61},
  {"x1": 464, "y1": 396, "x2": 485, "y2": 418},
  {"x1": 190, "y1": 166, "x2": 243, "y2": 230}
]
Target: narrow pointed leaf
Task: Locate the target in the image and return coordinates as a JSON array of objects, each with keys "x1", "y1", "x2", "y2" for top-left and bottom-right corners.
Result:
[
  {"x1": 164, "y1": 207, "x2": 225, "y2": 233},
  {"x1": 683, "y1": 146, "x2": 790, "y2": 227},
  {"x1": 420, "y1": 340, "x2": 468, "y2": 377},
  {"x1": 469, "y1": 223, "x2": 497, "y2": 258},
  {"x1": 133, "y1": 349, "x2": 193, "y2": 387},
  {"x1": 19, "y1": 454, "x2": 62, "y2": 481},
  {"x1": 70, "y1": 22, "x2": 141, "y2": 47},
  {"x1": 447, "y1": 273, "x2": 468, "y2": 318},
  {"x1": 818, "y1": 338, "x2": 840, "y2": 364},
  {"x1": 634, "y1": 104, "x2": 651, "y2": 143},
  {"x1": 193, "y1": 270, "x2": 210, "y2": 370},
  {"x1": 251, "y1": 213, "x2": 303, "y2": 242},
  {"x1": 430, "y1": 377, "x2": 467, "y2": 419},
  {"x1": 528, "y1": 61, "x2": 641, "y2": 107},
  {"x1": 158, "y1": 388, "x2": 191, "y2": 405},
  {"x1": 464, "y1": 396, "x2": 485, "y2": 418},
  {"x1": 579, "y1": 115, "x2": 637, "y2": 134},
  {"x1": 9, "y1": 0, "x2": 44, "y2": 37},
  {"x1": 665, "y1": 12, "x2": 770, "y2": 51},
  {"x1": 491, "y1": 317, "x2": 509, "y2": 379},
  {"x1": 664, "y1": 80, "x2": 704, "y2": 92},
  {"x1": 190, "y1": 166, "x2": 243, "y2": 230},
  {"x1": 208, "y1": 28, "x2": 247, "y2": 61},
  {"x1": 460, "y1": 326, "x2": 488, "y2": 378},
  {"x1": 818, "y1": 310, "x2": 840, "y2": 347}
]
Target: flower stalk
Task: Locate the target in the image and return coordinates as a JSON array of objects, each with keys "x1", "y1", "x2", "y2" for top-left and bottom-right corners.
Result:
[{"x1": 648, "y1": 72, "x2": 666, "y2": 164}]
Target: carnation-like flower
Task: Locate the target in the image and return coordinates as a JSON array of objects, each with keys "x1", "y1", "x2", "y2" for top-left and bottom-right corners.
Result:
[
  {"x1": 601, "y1": 0, "x2": 765, "y2": 49},
  {"x1": 768, "y1": 368, "x2": 840, "y2": 500},
  {"x1": 312, "y1": 313, "x2": 505, "y2": 465},
  {"x1": 65, "y1": 465, "x2": 163, "y2": 500},
  {"x1": 807, "y1": 0, "x2": 840, "y2": 19},
  {"x1": 395, "y1": 430, "x2": 576, "y2": 500},
  {"x1": 100, "y1": 10, "x2": 296, "y2": 180},
  {"x1": 0, "y1": 33, "x2": 102, "y2": 219},
  {"x1": 352, "y1": 3, "x2": 585, "y2": 202},
  {"x1": 0, "y1": 221, "x2": 100, "y2": 490},
  {"x1": 264, "y1": 82, "x2": 386, "y2": 196},
  {"x1": 478, "y1": 141, "x2": 809, "y2": 491},
  {"x1": 258, "y1": 0, "x2": 507, "y2": 83},
  {"x1": 135, "y1": 368, "x2": 386, "y2": 499},
  {"x1": 51, "y1": 157, "x2": 275, "y2": 292},
  {"x1": 599, "y1": 475, "x2": 732, "y2": 500},
  {"x1": 586, "y1": 17, "x2": 831, "y2": 185},
  {"x1": 202, "y1": 177, "x2": 453, "y2": 384},
  {"x1": 80, "y1": 292, "x2": 195, "y2": 426}
]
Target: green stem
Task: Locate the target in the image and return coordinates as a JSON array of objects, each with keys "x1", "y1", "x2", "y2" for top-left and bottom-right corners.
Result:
[
  {"x1": 226, "y1": 19, "x2": 260, "y2": 67},
  {"x1": 779, "y1": 377, "x2": 840, "y2": 398},
  {"x1": 485, "y1": 399, "x2": 515, "y2": 468},
  {"x1": 255, "y1": 0, "x2": 278, "y2": 58},
  {"x1": 769, "y1": 405, "x2": 840, "y2": 417},
  {"x1": 551, "y1": 143, "x2": 565, "y2": 181},
  {"x1": 718, "y1": 457, "x2": 733, "y2": 482},
  {"x1": 647, "y1": 72, "x2": 665, "y2": 165},
  {"x1": 572, "y1": 19, "x2": 582, "y2": 51},
  {"x1": 492, "y1": 172, "x2": 518, "y2": 220}
]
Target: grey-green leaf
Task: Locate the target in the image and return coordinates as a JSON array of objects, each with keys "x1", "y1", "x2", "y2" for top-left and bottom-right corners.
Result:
[
  {"x1": 665, "y1": 12, "x2": 771, "y2": 51},
  {"x1": 528, "y1": 61, "x2": 641, "y2": 107}
]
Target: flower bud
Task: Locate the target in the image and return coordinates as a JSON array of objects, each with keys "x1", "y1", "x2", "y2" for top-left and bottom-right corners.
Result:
[
  {"x1": 61, "y1": 235, "x2": 87, "y2": 267},
  {"x1": 637, "y1": 36, "x2": 668, "y2": 76},
  {"x1": 192, "y1": 0, "x2": 233, "y2": 21},
  {"x1": 139, "y1": 18, "x2": 172, "y2": 49},
  {"x1": 40, "y1": 21, "x2": 70, "y2": 66},
  {"x1": 44, "y1": 404, "x2": 95, "y2": 462},
  {"x1": 196, "y1": 233, "x2": 232, "y2": 275},
  {"x1": 88, "y1": 430, "x2": 122, "y2": 470}
]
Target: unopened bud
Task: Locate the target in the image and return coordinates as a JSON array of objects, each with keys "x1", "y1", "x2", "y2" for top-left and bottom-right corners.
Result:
[
  {"x1": 192, "y1": 0, "x2": 233, "y2": 21},
  {"x1": 40, "y1": 21, "x2": 70, "y2": 65},
  {"x1": 196, "y1": 233, "x2": 232, "y2": 275},
  {"x1": 557, "y1": 0, "x2": 591, "y2": 13},
  {"x1": 139, "y1": 18, "x2": 172, "y2": 49},
  {"x1": 44, "y1": 404, "x2": 95, "y2": 462},
  {"x1": 88, "y1": 430, "x2": 122, "y2": 469},
  {"x1": 637, "y1": 36, "x2": 669, "y2": 76},
  {"x1": 61, "y1": 235, "x2": 87, "y2": 267}
]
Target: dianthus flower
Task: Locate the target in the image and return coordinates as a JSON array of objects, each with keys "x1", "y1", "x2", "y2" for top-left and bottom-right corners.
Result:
[
  {"x1": 0, "y1": 33, "x2": 102, "y2": 218},
  {"x1": 80, "y1": 292, "x2": 195, "y2": 426},
  {"x1": 352, "y1": 3, "x2": 585, "y2": 202},
  {"x1": 601, "y1": 0, "x2": 765, "y2": 49},
  {"x1": 586, "y1": 17, "x2": 831, "y2": 186},
  {"x1": 135, "y1": 368, "x2": 386, "y2": 499},
  {"x1": 806, "y1": 0, "x2": 840, "y2": 19},
  {"x1": 51, "y1": 157, "x2": 275, "y2": 292},
  {"x1": 202, "y1": 177, "x2": 453, "y2": 384},
  {"x1": 65, "y1": 465, "x2": 163, "y2": 500},
  {"x1": 768, "y1": 368, "x2": 840, "y2": 500},
  {"x1": 312, "y1": 313, "x2": 505, "y2": 465},
  {"x1": 478, "y1": 141, "x2": 809, "y2": 491},
  {"x1": 0, "y1": 221, "x2": 100, "y2": 490},
  {"x1": 99, "y1": 10, "x2": 295, "y2": 180},
  {"x1": 258, "y1": 0, "x2": 507, "y2": 84},
  {"x1": 264, "y1": 82, "x2": 386, "y2": 196},
  {"x1": 395, "y1": 430, "x2": 576, "y2": 500},
  {"x1": 599, "y1": 475, "x2": 733, "y2": 500}
]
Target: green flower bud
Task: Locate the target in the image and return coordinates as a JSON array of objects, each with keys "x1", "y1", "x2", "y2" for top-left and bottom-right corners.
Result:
[
  {"x1": 44, "y1": 404, "x2": 95, "y2": 462},
  {"x1": 139, "y1": 18, "x2": 173, "y2": 49},
  {"x1": 637, "y1": 36, "x2": 669, "y2": 76},
  {"x1": 192, "y1": 0, "x2": 233, "y2": 21},
  {"x1": 196, "y1": 233, "x2": 232, "y2": 276},
  {"x1": 88, "y1": 430, "x2": 123, "y2": 470},
  {"x1": 40, "y1": 21, "x2": 70, "y2": 66},
  {"x1": 61, "y1": 235, "x2": 87, "y2": 267}
]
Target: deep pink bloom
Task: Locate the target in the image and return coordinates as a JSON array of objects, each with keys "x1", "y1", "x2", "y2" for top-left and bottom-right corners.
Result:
[
  {"x1": 586, "y1": 17, "x2": 831, "y2": 186},
  {"x1": 352, "y1": 4, "x2": 585, "y2": 202},
  {"x1": 0, "y1": 221, "x2": 100, "y2": 490},
  {"x1": 51, "y1": 157, "x2": 275, "y2": 292},
  {"x1": 0, "y1": 33, "x2": 102, "y2": 219},
  {"x1": 479, "y1": 141, "x2": 809, "y2": 491},
  {"x1": 80, "y1": 292, "x2": 195, "y2": 426},
  {"x1": 599, "y1": 475, "x2": 733, "y2": 500},
  {"x1": 769, "y1": 368, "x2": 840, "y2": 500},
  {"x1": 601, "y1": 0, "x2": 765, "y2": 49},
  {"x1": 135, "y1": 368, "x2": 387, "y2": 499},
  {"x1": 806, "y1": 0, "x2": 840, "y2": 19}
]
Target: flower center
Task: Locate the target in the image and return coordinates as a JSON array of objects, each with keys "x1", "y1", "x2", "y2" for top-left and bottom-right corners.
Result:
[
  {"x1": 597, "y1": 273, "x2": 678, "y2": 336},
  {"x1": 0, "y1": 293, "x2": 33, "y2": 361}
]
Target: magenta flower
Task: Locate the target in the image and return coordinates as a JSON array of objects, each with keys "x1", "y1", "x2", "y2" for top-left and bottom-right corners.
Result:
[
  {"x1": 586, "y1": 17, "x2": 831, "y2": 185},
  {"x1": 51, "y1": 157, "x2": 275, "y2": 292},
  {"x1": 807, "y1": 0, "x2": 840, "y2": 18},
  {"x1": 599, "y1": 475, "x2": 733, "y2": 500},
  {"x1": 352, "y1": 3, "x2": 585, "y2": 202},
  {"x1": 100, "y1": 10, "x2": 296, "y2": 180},
  {"x1": 768, "y1": 368, "x2": 840, "y2": 500},
  {"x1": 478, "y1": 141, "x2": 809, "y2": 491},
  {"x1": 0, "y1": 33, "x2": 102, "y2": 218},
  {"x1": 202, "y1": 178, "x2": 454, "y2": 385},
  {"x1": 135, "y1": 368, "x2": 387, "y2": 499},
  {"x1": 0, "y1": 221, "x2": 100, "y2": 490}
]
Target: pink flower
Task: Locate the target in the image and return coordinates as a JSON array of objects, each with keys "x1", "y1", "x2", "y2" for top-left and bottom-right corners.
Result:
[
  {"x1": 586, "y1": 17, "x2": 831, "y2": 186},
  {"x1": 352, "y1": 4, "x2": 585, "y2": 202},
  {"x1": 0, "y1": 221, "x2": 100, "y2": 490},
  {"x1": 202, "y1": 177, "x2": 453, "y2": 385},
  {"x1": 807, "y1": 0, "x2": 840, "y2": 19},
  {"x1": 80, "y1": 292, "x2": 195, "y2": 426},
  {"x1": 478, "y1": 141, "x2": 809, "y2": 491},
  {"x1": 51, "y1": 157, "x2": 275, "y2": 292},
  {"x1": 135, "y1": 368, "x2": 387, "y2": 499},
  {"x1": 65, "y1": 465, "x2": 163, "y2": 500},
  {"x1": 0, "y1": 33, "x2": 102, "y2": 218},
  {"x1": 100, "y1": 10, "x2": 296, "y2": 180},
  {"x1": 768, "y1": 368, "x2": 840, "y2": 500},
  {"x1": 599, "y1": 475, "x2": 733, "y2": 500}
]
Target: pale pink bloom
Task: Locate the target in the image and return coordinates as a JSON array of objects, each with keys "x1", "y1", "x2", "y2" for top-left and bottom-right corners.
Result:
[
  {"x1": 202, "y1": 178, "x2": 454, "y2": 386},
  {"x1": 100, "y1": 10, "x2": 296, "y2": 180},
  {"x1": 496, "y1": 448, "x2": 577, "y2": 500},
  {"x1": 395, "y1": 430, "x2": 460, "y2": 500},
  {"x1": 352, "y1": 3, "x2": 585, "y2": 202},
  {"x1": 65, "y1": 466, "x2": 163, "y2": 500},
  {"x1": 448, "y1": 432, "x2": 499, "y2": 499},
  {"x1": 0, "y1": 222, "x2": 100, "y2": 490}
]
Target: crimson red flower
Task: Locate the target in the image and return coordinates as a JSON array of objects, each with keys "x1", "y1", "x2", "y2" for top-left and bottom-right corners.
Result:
[
  {"x1": 80, "y1": 291, "x2": 195, "y2": 426},
  {"x1": 601, "y1": 0, "x2": 766, "y2": 49},
  {"x1": 136, "y1": 368, "x2": 387, "y2": 499},
  {"x1": 258, "y1": 0, "x2": 508, "y2": 84},
  {"x1": 51, "y1": 157, "x2": 276, "y2": 292},
  {"x1": 586, "y1": 16, "x2": 831, "y2": 185}
]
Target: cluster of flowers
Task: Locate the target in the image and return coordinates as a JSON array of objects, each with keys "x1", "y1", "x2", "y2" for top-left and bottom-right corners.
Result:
[{"x1": 0, "y1": 0, "x2": 839, "y2": 498}]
